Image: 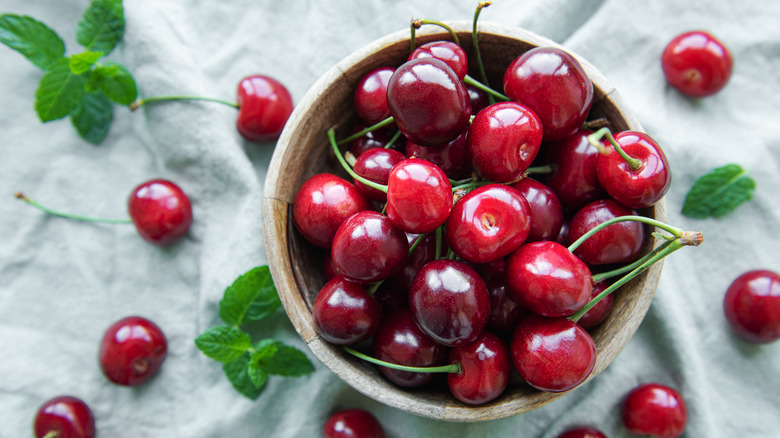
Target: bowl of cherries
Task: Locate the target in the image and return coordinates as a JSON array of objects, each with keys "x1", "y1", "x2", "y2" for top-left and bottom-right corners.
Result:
[{"x1": 262, "y1": 14, "x2": 693, "y2": 421}]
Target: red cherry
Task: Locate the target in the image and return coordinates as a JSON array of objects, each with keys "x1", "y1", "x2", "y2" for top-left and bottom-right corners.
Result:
[
  {"x1": 661, "y1": 30, "x2": 733, "y2": 97},
  {"x1": 503, "y1": 47, "x2": 594, "y2": 141},
  {"x1": 405, "y1": 128, "x2": 472, "y2": 180},
  {"x1": 576, "y1": 281, "x2": 614, "y2": 330},
  {"x1": 99, "y1": 316, "x2": 167, "y2": 386},
  {"x1": 723, "y1": 269, "x2": 780, "y2": 343},
  {"x1": 386, "y1": 158, "x2": 453, "y2": 234},
  {"x1": 313, "y1": 276, "x2": 382, "y2": 345},
  {"x1": 389, "y1": 233, "x2": 442, "y2": 293},
  {"x1": 466, "y1": 83, "x2": 490, "y2": 116},
  {"x1": 323, "y1": 409, "x2": 386, "y2": 438},
  {"x1": 542, "y1": 129, "x2": 606, "y2": 213},
  {"x1": 510, "y1": 178, "x2": 564, "y2": 242},
  {"x1": 408, "y1": 40, "x2": 468, "y2": 80},
  {"x1": 511, "y1": 314, "x2": 596, "y2": 392},
  {"x1": 235, "y1": 74, "x2": 294, "y2": 142},
  {"x1": 33, "y1": 396, "x2": 95, "y2": 438},
  {"x1": 558, "y1": 426, "x2": 607, "y2": 438},
  {"x1": 354, "y1": 67, "x2": 395, "y2": 125},
  {"x1": 467, "y1": 101, "x2": 543, "y2": 183},
  {"x1": 568, "y1": 199, "x2": 645, "y2": 266},
  {"x1": 292, "y1": 173, "x2": 371, "y2": 248},
  {"x1": 485, "y1": 268, "x2": 529, "y2": 333},
  {"x1": 621, "y1": 383, "x2": 687, "y2": 438},
  {"x1": 352, "y1": 147, "x2": 406, "y2": 202},
  {"x1": 347, "y1": 123, "x2": 405, "y2": 157},
  {"x1": 386, "y1": 57, "x2": 471, "y2": 146},
  {"x1": 448, "y1": 331, "x2": 512, "y2": 405},
  {"x1": 128, "y1": 179, "x2": 193, "y2": 246}
]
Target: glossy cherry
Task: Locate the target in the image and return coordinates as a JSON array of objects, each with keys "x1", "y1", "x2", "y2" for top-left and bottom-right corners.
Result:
[
  {"x1": 621, "y1": 383, "x2": 687, "y2": 437},
  {"x1": 506, "y1": 241, "x2": 592, "y2": 318},
  {"x1": 558, "y1": 426, "x2": 607, "y2": 438},
  {"x1": 723, "y1": 269, "x2": 780, "y2": 343},
  {"x1": 577, "y1": 281, "x2": 614, "y2": 330},
  {"x1": 128, "y1": 179, "x2": 193, "y2": 246},
  {"x1": 386, "y1": 57, "x2": 471, "y2": 146},
  {"x1": 486, "y1": 269, "x2": 529, "y2": 333},
  {"x1": 503, "y1": 47, "x2": 593, "y2": 141},
  {"x1": 235, "y1": 74, "x2": 294, "y2": 142},
  {"x1": 99, "y1": 316, "x2": 167, "y2": 386},
  {"x1": 448, "y1": 331, "x2": 512, "y2": 405},
  {"x1": 33, "y1": 395, "x2": 95, "y2": 438},
  {"x1": 568, "y1": 199, "x2": 645, "y2": 266},
  {"x1": 466, "y1": 83, "x2": 490, "y2": 116},
  {"x1": 352, "y1": 147, "x2": 406, "y2": 202},
  {"x1": 386, "y1": 158, "x2": 453, "y2": 234},
  {"x1": 511, "y1": 314, "x2": 596, "y2": 392},
  {"x1": 354, "y1": 67, "x2": 395, "y2": 125},
  {"x1": 542, "y1": 129, "x2": 606, "y2": 213},
  {"x1": 331, "y1": 210, "x2": 408, "y2": 283},
  {"x1": 467, "y1": 101, "x2": 543, "y2": 183},
  {"x1": 323, "y1": 408, "x2": 386, "y2": 438},
  {"x1": 389, "y1": 233, "x2": 442, "y2": 293},
  {"x1": 510, "y1": 178, "x2": 564, "y2": 242},
  {"x1": 661, "y1": 30, "x2": 733, "y2": 97},
  {"x1": 408, "y1": 40, "x2": 468, "y2": 80},
  {"x1": 372, "y1": 309, "x2": 448, "y2": 387},
  {"x1": 292, "y1": 173, "x2": 371, "y2": 248},
  {"x1": 445, "y1": 183, "x2": 531, "y2": 264},
  {"x1": 313, "y1": 276, "x2": 382, "y2": 345},
  {"x1": 348, "y1": 123, "x2": 405, "y2": 157},
  {"x1": 409, "y1": 259, "x2": 490, "y2": 347},
  {"x1": 405, "y1": 129, "x2": 472, "y2": 180}
]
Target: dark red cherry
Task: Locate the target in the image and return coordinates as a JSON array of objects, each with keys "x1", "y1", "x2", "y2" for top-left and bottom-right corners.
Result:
[
  {"x1": 323, "y1": 251, "x2": 339, "y2": 282},
  {"x1": 331, "y1": 211, "x2": 409, "y2": 283},
  {"x1": 510, "y1": 178, "x2": 564, "y2": 242},
  {"x1": 128, "y1": 179, "x2": 193, "y2": 246},
  {"x1": 313, "y1": 276, "x2": 382, "y2": 345},
  {"x1": 354, "y1": 67, "x2": 395, "y2": 125},
  {"x1": 408, "y1": 40, "x2": 468, "y2": 80},
  {"x1": 348, "y1": 123, "x2": 405, "y2": 157},
  {"x1": 486, "y1": 269, "x2": 529, "y2": 333},
  {"x1": 621, "y1": 383, "x2": 687, "y2": 438},
  {"x1": 386, "y1": 57, "x2": 471, "y2": 146},
  {"x1": 446, "y1": 184, "x2": 531, "y2": 264},
  {"x1": 468, "y1": 101, "x2": 543, "y2": 183},
  {"x1": 409, "y1": 259, "x2": 490, "y2": 347},
  {"x1": 352, "y1": 147, "x2": 406, "y2": 202},
  {"x1": 386, "y1": 158, "x2": 453, "y2": 234},
  {"x1": 466, "y1": 83, "x2": 490, "y2": 116},
  {"x1": 389, "y1": 233, "x2": 442, "y2": 293},
  {"x1": 405, "y1": 128, "x2": 472, "y2": 180},
  {"x1": 372, "y1": 309, "x2": 448, "y2": 387},
  {"x1": 568, "y1": 199, "x2": 645, "y2": 266},
  {"x1": 511, "y1": 314, "x2": 596, "y2": 392},
  {"x1": 596, "y1": 131, "x2": 671, "y2": 209},
  {"x1": 661, "y1": 30, "x2": 733, "y2": 97},
  {"x1": 323, "y1": 408, "x2": 386, "y2": 438},
  {"x1": 33, "y1": 396, "x2": 95, "y2": 438},
  {"x1": 373, "y1": 281, "x2": 409, "y2": 315},
  {"x1": 503, "y1": 47, "x2": 593, "y2": 142},
  {"x1": 543, "y1": 129, "x2": 606, "y2": 213},
  {"x1": 448, "y1": 331, "x2": 512, "y2": 405},
  {"x1": 558, "y1": 426, "x2": 607, "y2": 438},
  {"x1": 506, "y1": 241, "x2": 592, "y2": 318},
  {"x1": 235, "y1": 74, "x2": 293, "y2": 142},
  {"x1": 292, "y1": 173, "x2": 371, "y2": 248},
  {"x1": 723, "y1": 269, "x2": 780, "y2": 343},
  {"x1": 99, "y1": 316, "x2": 167, "y2": 386},
  {"x1": 577, "y1": 281, "x2": 614, "y2": 330}
]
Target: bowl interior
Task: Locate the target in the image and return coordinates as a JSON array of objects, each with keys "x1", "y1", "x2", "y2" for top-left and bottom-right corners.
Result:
[{"x1": 263, "y1": 21, "x2": 666, "y2": 422}]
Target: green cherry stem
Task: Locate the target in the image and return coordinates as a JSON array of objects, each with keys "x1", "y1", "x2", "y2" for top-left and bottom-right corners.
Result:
[
  {"x1": 588, "y1": 127, "x2": 641, "y2": 171},
  {"x1": 411, "y1": 19, "x2": 461, "y2": 46},
  {"x1": 129, "y1": 95, "x2": 238, "y2": 111},
  {"x1": 344, "y1": 347, "x2": 461, "y2": 374},
  {"x1": 15, "y1": 192, "x2": 132, "y2": 224},
  {"x1": 335, "y1": 117, "x2": 396, "y2": 147},
  {"x1": 41, "y1": 432, "x2": 59, "y2": 438},
  {"x1": 328, "y1": 128, "x2": 389, "y2": 193},
  {"x1": 435, "y1": 226, "x2": 443, "y2": 260},
  {"x1": 384, "y1": 130, "x2": 404, "y2": 149},
  {"x1": 463, "y1": 75, "x2": 509, "y2": 102},
  {"x1": 472, "y1": 1, "x2": 494, "y2": 105},
  {"x1": 524, "y1": 164, "x2": 556, "y2": 176},
  {"x1": 567, "y1": 215, "x2": 688, "y2": 254},
  {"x1": 591, "y1": 239, "x2": 676, "y2": 284}
]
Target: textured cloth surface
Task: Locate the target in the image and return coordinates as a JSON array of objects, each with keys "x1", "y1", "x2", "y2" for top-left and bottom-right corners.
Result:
[{"x1": 1, "y1": 0, "x2": 779, "y2": 437}]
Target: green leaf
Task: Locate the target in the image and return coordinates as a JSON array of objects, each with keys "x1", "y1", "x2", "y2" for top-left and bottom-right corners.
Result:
[
  {"x1": 70, "y1": 91, "x2": 113, "y2": 144},
  {"x1": 76, "y1": 0, "x2": 124, "y2": 54},
  {"x1": 35, "y1": 59, "x2": 87, "y2": 122},
  {"x1": 682, "y1": 164, "x2": 756, "y2": 218},
  {"x1": 94, "y1": 61, "x2": 137, "y2": 104},
  {"x1": 219, "y1": 266, "x2": 281, "y2": 326},
  {"x1": 246, "y1": 361, "x2": 269, "y2": 389},
  {"x1": 69, "y1": 51, "x2": 104, "y2": 74},
  {"x1": 223, "y1": 353, "x2": 266, "y2": 400},
  {"x1": 0, "y1": 14, "x2": 65, "y2": 70},
  {"x1": 250, "y1": 339, "x2": 315, "y2": 377},
  {"x1": 194, "y1": 326, "x2": 252, "y2": 363}
]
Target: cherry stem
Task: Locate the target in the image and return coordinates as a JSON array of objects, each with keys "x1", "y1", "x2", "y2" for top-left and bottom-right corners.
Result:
[
  {"x1": 581, "y1": 117, "x2": 610, "y2": 130},
  {"x1": 328, "y1": 128, "x2": 389, "y2": 194},
  {"x1": 344, "y1": 346, "x2": 461, "y2": 374},
  {"x1": 411, "y1": 19, "x2": 461, "y2": 47},
  {"x1": 525, "y1": 164, "x2": 556, "y2": 176},
  {"x1": 472, "y1": 1, "x2": 494, "y2": 105},
  {"x1": 435, "y1": 226, "x2": 443, "y2": 260},
  {"x1": 567, "y1": 215, "x2": 688, "y2": 254},
  {"x1": 335, "y1": 117, "x2": 395, "y2": 147},
  {"x1": 591, "y1": 239, "x2": 676, "y2": 284},
  {"x1": 42, "y1": 432, "x2": 59, "y2": 438},
  {"x1": 384, "y1": 130, "x2": 403, "y2": 149},
  {"x1": 367, "y1": 281, "x2": 383, "y2": 295},
  {"x1": 463, "y1": 75, "x2": 509, "y2": 102},
  {"x1": 15, "y1": 192, "x2": 132, "y2": 224},
  {"x1": 451, "y1": 180, "x2": 491, "y2": 193},
  {"x1": 588, "y1": 127, "x2": 642, "y2": 171},
  {"x1": 129, "y1": 95, "x2": 238, "y2": 111}
]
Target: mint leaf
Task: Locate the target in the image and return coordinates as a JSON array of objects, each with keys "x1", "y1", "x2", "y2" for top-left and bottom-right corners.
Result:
[
  {"x1": 0, "y1": 14, "x2": 65, "y2": 70},
  {"x1": 223, "y1": 353, "x2": 266, "y2": 400},
  {"x1": 195, "y1": 326, "x2": 252, "y2": 363},
  {"x1": 69, "y1": 51, "x2": 104, "y2": 74},
  {"x1": 251, "y1": 339, "x2": 315, "y2": 377},
  {"x1": 35, "y1": 59, "x2": 86, "y2": 122},
  {"x1": 682, "y1": 164, "x2": 756, "y2": 218},
  {"x1": 94, "y1": 61, "x2": 137, "y2": 104},
  {"x1": 247, "y1": 361, "x2": 269, "y2": 389},
  {"x1": 76, "y1": 0, "x2": 124, "y2": 55},
  {"x1": 219, "y1": 266, "x2": 281, "y2": 326},
  {"x1": 70, "y1": 91, "x2": 113, "y2": 144}
]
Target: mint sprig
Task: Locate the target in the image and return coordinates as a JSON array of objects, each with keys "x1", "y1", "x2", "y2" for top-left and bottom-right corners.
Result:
[
  {"x1": 195, "y1": 266, "x2": 314, "y2": 400},
  {"x1": 682, "y1": 164, "x2": 756, "y2": 218},
  {"x1": 0, "y1": 0, "x2": 135, "y2": 144}
]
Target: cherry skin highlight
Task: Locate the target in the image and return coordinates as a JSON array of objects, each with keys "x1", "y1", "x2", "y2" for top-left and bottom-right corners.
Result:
[
  {"x1": 408, "y1": 40, "x2": 469, "y2": 80},
  {"x1": 448, "y1": 331, "x2": 512, "y2": 405},
  {"x1": 386, "y1": 158, "x2": 453, "y2": 234},
  {"x1": 99, "y1": 316, "x2": 167, "y2": 386},
  {"x1": 128, "y1": 179, "x2": 193, "y2": 246},
  {"x1": 313, "y1": 276, "x2": 382, "y2": 345},
  {"x1": 235, "y1": 74, "x2": 293, "y2": 142},
  {"x1": 621, "y1": 383, "x2": 687, "y2": 438},
  {"x1": 661, "y1": 30, "x2": 733, "y2": 97},
  {"x1": 354, "y1": 67, "x2": 395, "y2": 125},
  {"x1": 33, "y1": 395, "x2": 95, "y2": 438},
  {"x1": 723, "y1": 269, "x2": 780, "y2": 343},
  {"x1": 323, "y1": 409, "x2": 386, "y2": 438}
]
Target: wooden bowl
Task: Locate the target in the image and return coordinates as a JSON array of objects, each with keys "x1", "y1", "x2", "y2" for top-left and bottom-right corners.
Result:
[{"x1": 263, "y1": 21, "x2": 666, "y2": 422}]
